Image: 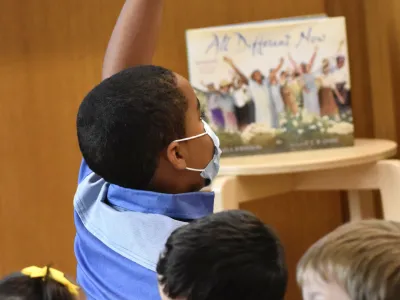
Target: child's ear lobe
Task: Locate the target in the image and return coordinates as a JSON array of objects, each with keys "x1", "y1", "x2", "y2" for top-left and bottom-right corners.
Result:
[{"x1": 166, "y1": 141, "x2": 187, "y2": 170}]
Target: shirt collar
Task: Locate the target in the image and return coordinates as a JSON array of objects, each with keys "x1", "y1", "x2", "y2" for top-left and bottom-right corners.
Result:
[{"x1": 107, "y1": 184, "x2": 214, "y2": 220}]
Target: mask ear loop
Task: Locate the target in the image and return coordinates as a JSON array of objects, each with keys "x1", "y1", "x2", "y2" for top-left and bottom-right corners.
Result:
[
  {"x1": 175, "y1": 133, "x2": 207, "y2": 172},
  {"x1": 173, "y1": 132, "x2": 207, "y2": 143},
  {"x1": 186, "y1": 166, "x2": 205, "y2": 172},
  {"x1": 174, "y1": 121, "x2": 212, "y2": 172}
]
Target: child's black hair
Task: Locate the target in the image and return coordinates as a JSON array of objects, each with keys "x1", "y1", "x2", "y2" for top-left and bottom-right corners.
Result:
[
  {"x1": 157, "y1": 210, "x2": 287, "y2": 300},
  {"x1": 77, "y1": 65, "x2": 188, "y2": 190},
  {"x1": 0, "y1": 270, "x2": 76, "y2": 300}
]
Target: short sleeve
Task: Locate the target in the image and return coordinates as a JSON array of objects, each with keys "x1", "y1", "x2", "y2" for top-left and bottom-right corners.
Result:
[{"x1": 78, "y1": 159, "x2": 93, "y2": 184}]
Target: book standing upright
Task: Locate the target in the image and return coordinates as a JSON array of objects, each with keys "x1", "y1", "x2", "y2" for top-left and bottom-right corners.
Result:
[{"x1": 186, "y1": 16, "x2": 354, "y2": 156}]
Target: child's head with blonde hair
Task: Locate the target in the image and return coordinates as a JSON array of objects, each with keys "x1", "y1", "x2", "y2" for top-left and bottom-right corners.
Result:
[{"x1": 297, "y1": 220, "x2": 400, "y2": 300}]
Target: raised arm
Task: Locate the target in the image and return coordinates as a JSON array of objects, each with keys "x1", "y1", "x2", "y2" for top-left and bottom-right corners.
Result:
[
  {"x1": 337, "y1": 40, "x2": 345, "y2": 55},
  {"x1": 272, "y1": 57, "x2": 284, "y2": 74},
  {"x1": 308, "y1": 45, "x2": 319, "y2": 71},
  {"x1": 223, "y1": 57, "x2": 249, "y2": 85},
  {"x1": 102, "y1": 0, "x2": 164, "y2": 79},
  {"x1": 288, "y1": 53, "x2": 298, "y2": 71}
]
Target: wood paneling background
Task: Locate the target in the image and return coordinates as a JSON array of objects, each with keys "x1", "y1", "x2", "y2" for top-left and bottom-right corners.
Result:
[
  {"x1": 0, "y1": 0, "x2": 118, "y2": 276},
  {"x1": 0, "y1": 0, "x2": 398, "y2": 299}
]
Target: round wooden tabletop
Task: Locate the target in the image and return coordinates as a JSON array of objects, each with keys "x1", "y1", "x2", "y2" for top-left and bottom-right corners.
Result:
[{"x1": 219, "y1": 139, "x2": 397, "y2": 176}]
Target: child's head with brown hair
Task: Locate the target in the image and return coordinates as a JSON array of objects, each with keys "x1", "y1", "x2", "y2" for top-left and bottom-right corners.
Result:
[
  {"x1": 0, "y1": 266, "x2": 80, "y2": 300},
  {"x1": 297, "y1": 220, "x2": 400, "y2": 300}
]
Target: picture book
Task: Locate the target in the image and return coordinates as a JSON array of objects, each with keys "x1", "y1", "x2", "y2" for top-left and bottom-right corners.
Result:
[{"x1": 186, "y1": 16, "x2": 354, "y2": 156}]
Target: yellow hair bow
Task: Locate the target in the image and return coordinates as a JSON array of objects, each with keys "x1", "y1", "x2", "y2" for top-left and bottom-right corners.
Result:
[{"x1": 21, "y1": 266, "x2": 79, "y2": 296}]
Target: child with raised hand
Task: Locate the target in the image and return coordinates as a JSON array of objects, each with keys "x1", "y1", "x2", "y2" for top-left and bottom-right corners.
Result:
[
  {"x1": 0, "y1": 265, "x2": 81, "y2": 300},
  {"x1": 297, "y1": 219, "x2": 400, "y2": 300},
  {"x1": 157, "y1": 210, "x2": 288, "y2": 300},
  {"x1": 74, "y1": 0, "x2": 221, "y2": 299}
]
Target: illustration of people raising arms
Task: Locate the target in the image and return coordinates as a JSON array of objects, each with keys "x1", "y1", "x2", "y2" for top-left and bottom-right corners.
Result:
[
  {"x1": 317, "y1": 59, "x2": 344, "y2": 117},
  {"x1": 288, "y1": 70, "x2": 304, "y2": 112},
  {"x1": 279, "y1": 70, "x2": 299, "y2": 115},
  {"x1": 289, "y1": 45, "x2": 320, "y2": 116},
  {"x1": 231, "y1": 75, "x2": 255, "y2": 131},
  {"x1": 200, "y1": 81, "x2": 225, "y2": 129},
  {"x1": 267, "y1": 57, "x2": 286, "y2": 127},
  {"x1": 218, "y1": 79, "x2": 238, "y2": 131},
  {"x1": 330, "y1": 40, "x2": 351, "y2": 114},
  {"x1": 223, "y1": 56, "x2": 278, "y2": 129}
]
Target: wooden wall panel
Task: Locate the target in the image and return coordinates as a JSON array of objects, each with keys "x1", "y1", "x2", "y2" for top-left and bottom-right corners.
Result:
[
  {"x1": 385, "y1": 1, "x2": 400, "y2": 147},
  {"x1": 0, "y1": 1, "x2": 346, "y2": 300},
  {"x1": 363, "y1": 0, "x2": 397, "y2": 141},
  {"x1": 0, "y1": 0, "x2": 123, "y2": 277}
]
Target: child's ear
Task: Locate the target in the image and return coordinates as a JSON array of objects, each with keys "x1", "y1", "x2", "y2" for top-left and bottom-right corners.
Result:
[{"x1": 166, "y1": 141, "x2": 187, "y2": 170}]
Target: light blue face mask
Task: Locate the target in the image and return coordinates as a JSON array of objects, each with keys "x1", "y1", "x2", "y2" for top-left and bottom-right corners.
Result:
[{"x1": 173, "y1": 120, "x2": 222, "y2": 183}]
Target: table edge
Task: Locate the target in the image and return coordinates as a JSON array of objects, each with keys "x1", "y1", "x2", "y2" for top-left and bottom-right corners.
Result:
[{"x1": 219, "y1": 140, "x2": 397, "y2": 176}]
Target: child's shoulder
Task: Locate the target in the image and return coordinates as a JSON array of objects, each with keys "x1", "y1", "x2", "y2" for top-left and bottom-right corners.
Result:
[{"x1": 77, "y1": 159, "x2": 92, "y2": 184}]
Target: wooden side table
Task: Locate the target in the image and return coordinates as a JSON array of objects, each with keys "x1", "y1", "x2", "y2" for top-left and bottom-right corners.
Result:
[{"x1": 212, "y1": 139, "x2": 400, "y2": 221}]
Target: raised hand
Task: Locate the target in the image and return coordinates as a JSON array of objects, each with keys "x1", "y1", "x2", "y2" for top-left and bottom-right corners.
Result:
[{"x1": 223, "y1": 56, "x2": 233, "y2": 65}]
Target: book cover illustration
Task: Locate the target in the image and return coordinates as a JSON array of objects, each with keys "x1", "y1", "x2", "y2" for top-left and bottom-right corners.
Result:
[{"x1": 186, "y1": 16, "x2": 353, "y2": 156}]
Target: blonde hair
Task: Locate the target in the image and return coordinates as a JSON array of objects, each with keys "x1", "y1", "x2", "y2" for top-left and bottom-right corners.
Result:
[{"x1": 297, "y1": 220, "x2": 400, "y2": 300}]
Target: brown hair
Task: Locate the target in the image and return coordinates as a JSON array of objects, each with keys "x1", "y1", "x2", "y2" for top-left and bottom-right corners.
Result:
[{"x1": 297, "y1": 220, "x2": 400, "y2": 300}]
